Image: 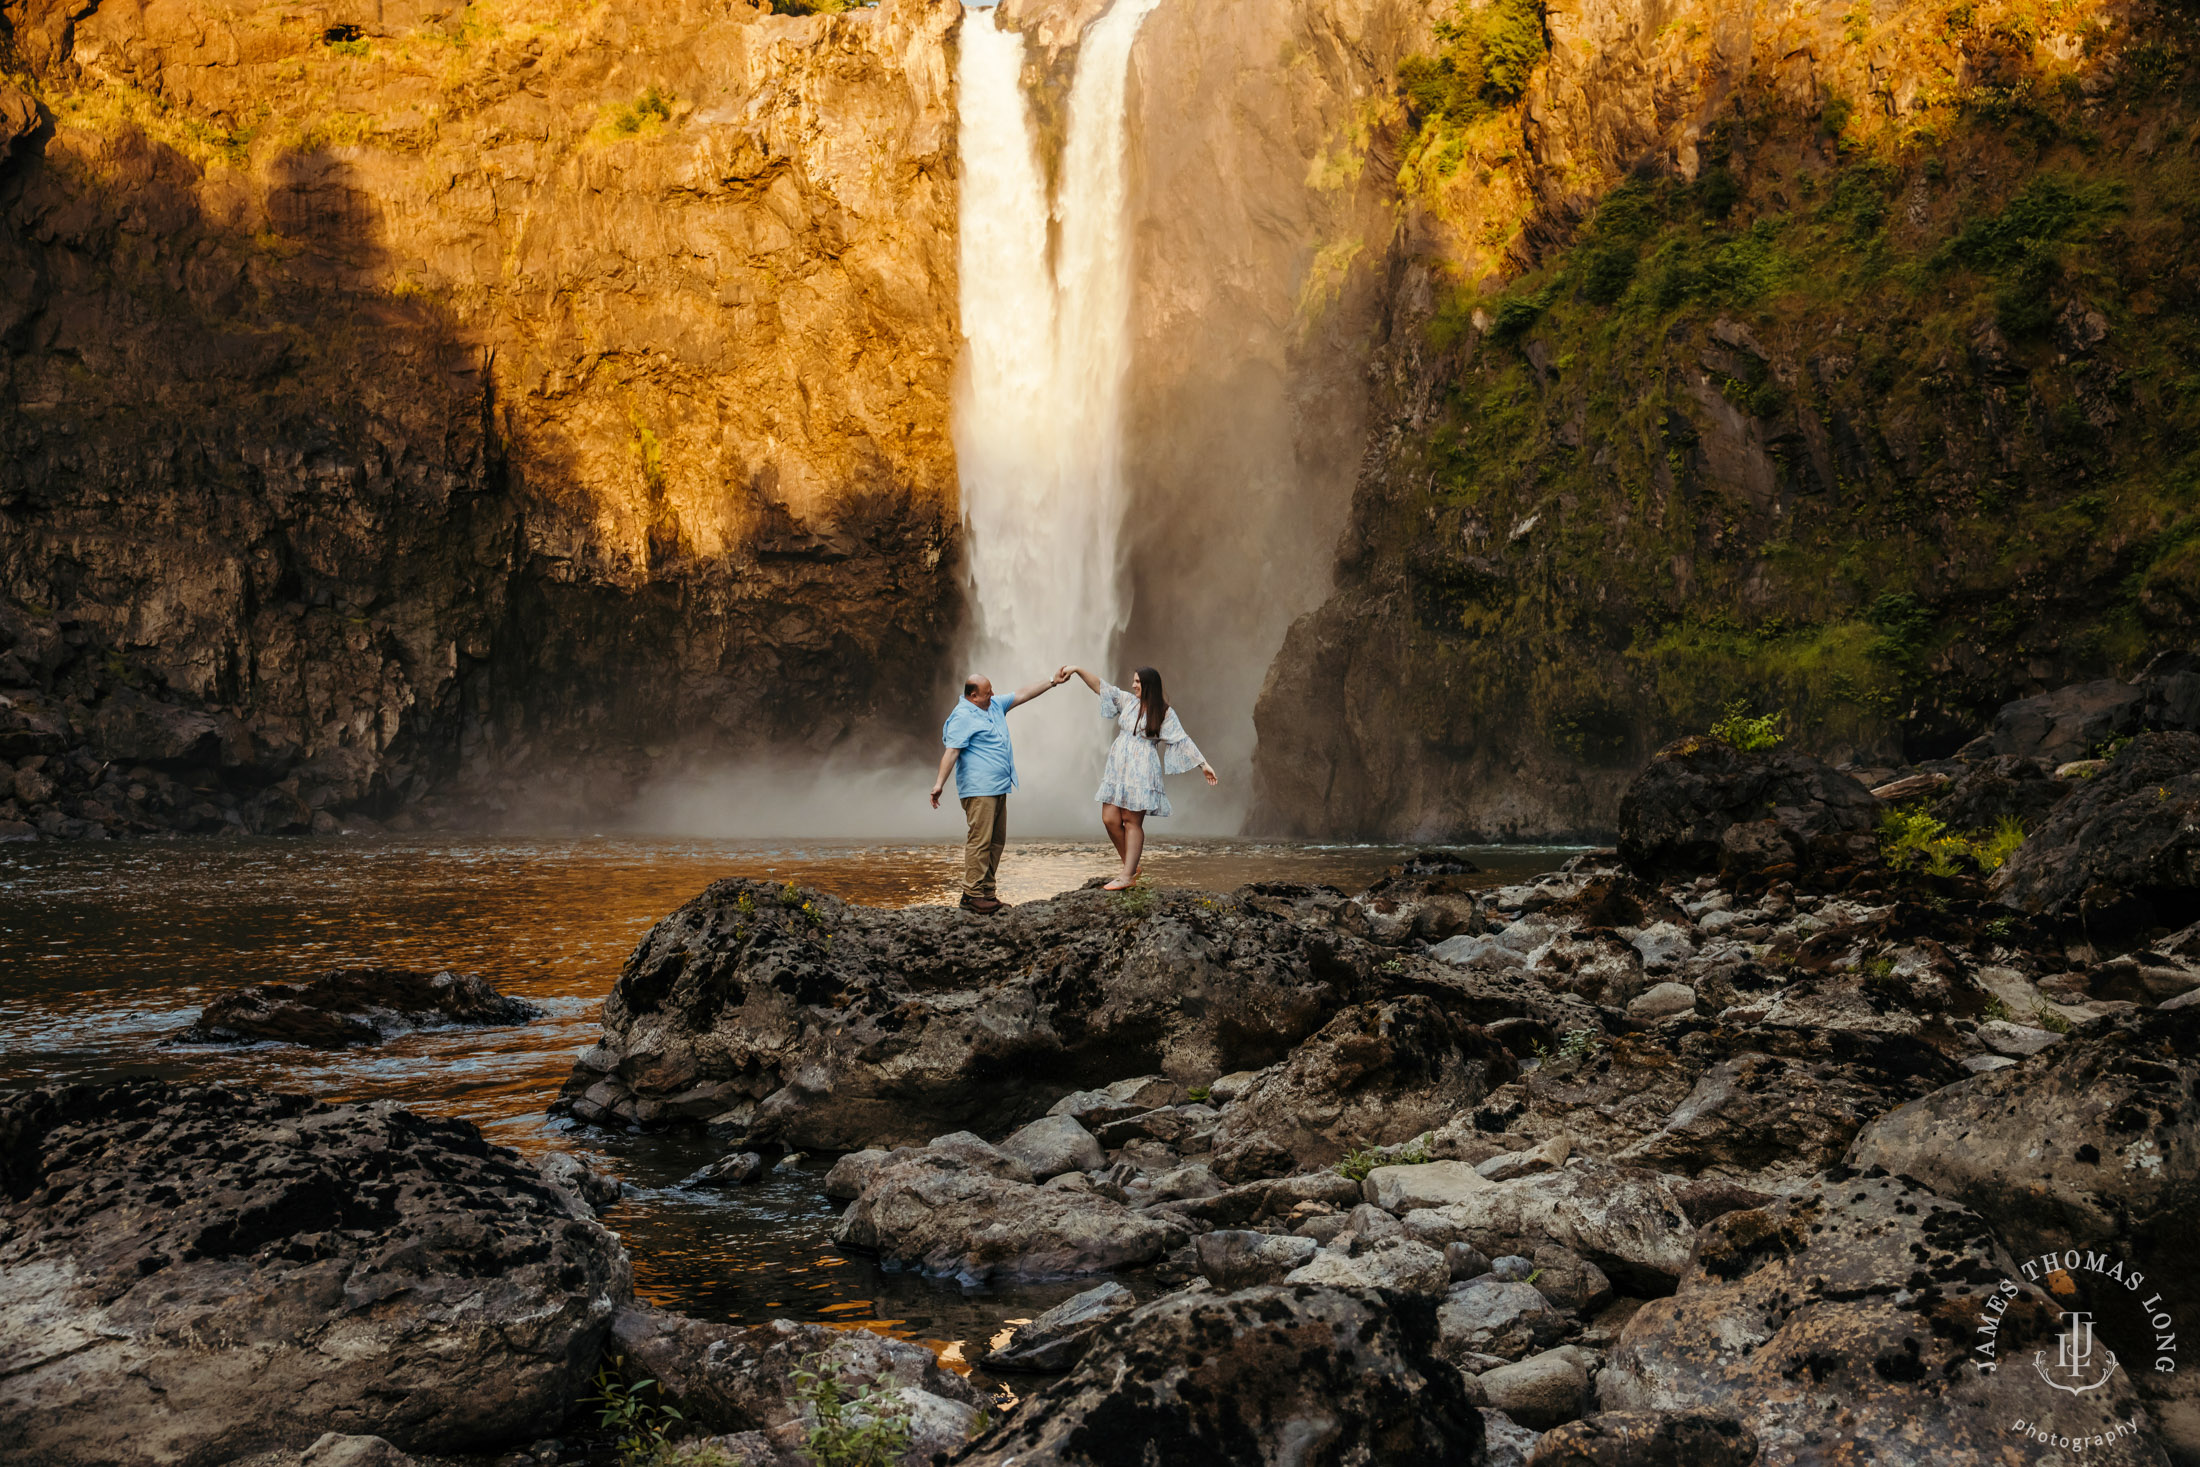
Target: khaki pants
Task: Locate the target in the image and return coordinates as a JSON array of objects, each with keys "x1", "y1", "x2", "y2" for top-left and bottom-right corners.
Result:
[{"x1": 961, "y1": 794, "x2": 1006, "y2": 898}]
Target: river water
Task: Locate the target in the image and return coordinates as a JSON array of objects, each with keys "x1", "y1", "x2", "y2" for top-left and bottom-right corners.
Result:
[{"x1": 0, "y1": 834, "x2": 1574, "y2": 1379}]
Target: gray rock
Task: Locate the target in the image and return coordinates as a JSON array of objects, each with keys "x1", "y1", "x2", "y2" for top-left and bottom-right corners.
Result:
[
  {"x1": 1206, "y1": 1069, "x2": 1265, "y2": 1103},
  {"x1": 2163, "y1": 984, "x2": 2200, "y2": 1011},
  {"x1": 983, "y1": 1281, "x2": 1137, "y2": 1372},
  {"x1": 1628, "y1": 923, "x2": 1697, "y2": 973},
  {"x1": 1446, "y1": 1241, "x2": 1493, "y2": 1280},
  {"x1": 1143, "y1": 1162, "x2": 1225, "y2": 1202},
  {"x1": 1974, "y1": 1019, "x2": 2062, "y2": 1056},
  {"x1": 609, "y1": 1305, "x2": 978, "y2": 1455},
  {"x1": 921, "y1": 1131, "x2": 1034, "y2": 1182},
  {"x1": 1959, "y1": 1053, "x2": 2018, "y2": 1072},
  {"x1": 1477, "y1": 1410, "x2": 1541, "y2": 1467},
  {"x1": 534, "y1": 1150, "x2": 623, "y2": 1217},
  {"x1": 1194, "y1": 1230, "x2": 1319, "y2": 1288},
  {"x1": 1340, "y1": 1201, "x2": 1407, "y2": 1246},
  {"x1": 1489, "y1": 1254, "x2": 1537, "y2": 1282},
  {"x1": 0, "y1": 1081, "x2": 629, "y2": 1467},
  {"x1": 1046, "y1": 1090, "x2": 1147, "y2": 1128},
  {"x1": 1211, "y1": 995, "x2": 1517, "y2": 1183},
  {"x1": 1600, "y1": 1171, "x2": 2165, "y2": 1464},
  {"x1": 682, "y1": 1151, "x2": 768, "y2": 1188},
  {"x1": 1285, "y1": 1236, "x2": 1451, "y2": 1293},
  {"x1": 823, "y1": 1148, "x2": 889, "y2": 1200},
  {"x1": 1479, "y1": 1349, "x2": 1588, "y2": 1430},
  {"x1": 299, "y1": 1436, "x2": 418, "y2": 1467},
  {"x1": 1423, "y1": 1161, "x2": 1696, "y2": 1291},
  {"x1": 1211, "y1": 996, "x2": 1516, "y2": 1184},
  {"x1": 1525, "y1": 1245, "x2": 1612, "y2": 1315},
  {"x1": 1624, "y1": 983, "x2": 1696, "y2": 1021},
  {"x1": 997, "y1": 1114, "x2": 1105, "y2": 1180},
  {"x1": 1522, "y1": 1410, "x2": 1758, "y2": 1467},
  {"x1": 1524, "y1": 933, "x2": 1648, "y2": 1009},
  {"x1": 832, "y1": 1152, "x2": 1170, "y2": 1284},
  {"x1": 1438, "y1": 1279, "x2": 1568, "y2": 1361},
  {"x1": 1433, "y1": 933, "x2": 1527, "y2": 968},
  {"x1": 953, "y1": 1285, "x2": 1485, "y2": 1464},
  {"x1": 1476, "y1": 1135, "x2": 1569, "y2": 1183},
  {"x1": 1366, "y1": 1159, "x2": 1494, "y2": 1211}
]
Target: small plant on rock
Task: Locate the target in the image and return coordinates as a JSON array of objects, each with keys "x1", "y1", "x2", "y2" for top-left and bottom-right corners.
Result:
[
  {"x1": 792, "y1": 1356, "x2": 910, "y2": 1467},
  {"x1": 2032, "y1": 1003, "x2": 2073, "y2": 1035},
  {"x1": 1709, "y1": 699, "x2": 1785, "y2": 752},
  {"x1": 585, "y1": 1355, "x2": 685, "y2": 1465},
  {"x1": 1110, "y1": 880, "x2": 1157, "y2": 918},
  {"x1": 1556, "y1": 1027, "x2": 1603, "y2": 1060}
]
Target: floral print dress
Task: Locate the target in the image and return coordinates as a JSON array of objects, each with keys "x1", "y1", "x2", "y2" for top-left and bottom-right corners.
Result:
[{"x1": 1095, "y1": 682, "x2": 1207, "y2": 817}]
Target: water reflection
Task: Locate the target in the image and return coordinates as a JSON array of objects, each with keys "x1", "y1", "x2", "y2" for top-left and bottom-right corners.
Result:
[{"x1": 0, "y1": 834, "x2": 1578, "y2": 1368}]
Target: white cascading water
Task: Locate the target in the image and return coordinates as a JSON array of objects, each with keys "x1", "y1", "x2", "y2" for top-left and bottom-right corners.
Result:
[{"x1": 954, "y1": 0, "x2": 1163, "y2": 834}]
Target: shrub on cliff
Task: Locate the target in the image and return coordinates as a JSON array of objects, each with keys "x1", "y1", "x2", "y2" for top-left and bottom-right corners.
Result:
[{"x1": 1397, "y1": 0, "x2": 1546, "y2": 131}]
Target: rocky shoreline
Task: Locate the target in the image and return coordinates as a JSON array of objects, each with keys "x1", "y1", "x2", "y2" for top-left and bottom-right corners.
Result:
[{"x1": 8, "y1": 706, "x2": 2200, "y2": 1464}]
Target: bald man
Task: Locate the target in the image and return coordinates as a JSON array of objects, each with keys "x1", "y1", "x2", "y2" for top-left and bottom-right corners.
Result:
[{"x1": 930, "y1": 667, "x2": 1070, "y2": 912}]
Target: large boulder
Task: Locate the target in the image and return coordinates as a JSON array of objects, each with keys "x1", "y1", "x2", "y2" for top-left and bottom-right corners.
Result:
[
  {"x1": 0, "y1": 1081, "x2": 630, "y2": 1466},
  {"x1": 1615, "y1": 737, "x2": 1878, "y2": 881},
  {"x1": 954, "y1": 1284, "x2": 1485, "y2": 1465},
  {"x1": 556, "y1": 880, "x2": 1389, "y2": 1145},
  {"x1": 1848, "y1": 1008, "x2": 2200, "y2": 1457},
  {"x1": 1416, "y1": 1160, "x2": 1694, "y2": 1292},
  {"x1": 1600, "y1": 1170, "x2": 2169, "y2": 1465},
  {"x1": 1927, "y1": 753, "x2": 2070, "y2": 832},
  {"x1": 831, "y1": 1148, "x2": 1172, "y2": 1283},
  {"x1": 174, "y1": 969, "x2": 543, "y2": 1047},
  {"x1": 1989, "y1": 677, "x2": 2146, "y2": 765},
  {"x1": 606, "y1": 1304, "x2": 979, "y2": 1463},
  {"x1": 1209, "y1": 995, "x2": 1517, "y2": 1182},
  {"x1": 1991, "y1": 732, "x2": 2200, "y2": 933}
]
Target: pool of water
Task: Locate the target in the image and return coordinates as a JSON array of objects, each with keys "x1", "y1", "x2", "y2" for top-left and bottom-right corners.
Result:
[{"x1": 0, "y1": 834, "x2": 1579, "y2": 1371}]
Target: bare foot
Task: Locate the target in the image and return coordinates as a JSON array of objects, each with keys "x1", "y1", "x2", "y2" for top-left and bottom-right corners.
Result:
[{"x1": 1103, "y1": 878, "x2": 1135, "y2": 891}]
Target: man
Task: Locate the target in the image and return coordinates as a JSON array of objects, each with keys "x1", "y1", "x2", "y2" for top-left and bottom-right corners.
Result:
[{"x1": 930, "y1": 667, "x2": 1068, "y2": 913}]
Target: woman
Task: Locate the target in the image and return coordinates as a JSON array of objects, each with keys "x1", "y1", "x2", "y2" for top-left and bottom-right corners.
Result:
[{"x1": 1062, "y1": 664, "x2": 1218, "y2": 890}]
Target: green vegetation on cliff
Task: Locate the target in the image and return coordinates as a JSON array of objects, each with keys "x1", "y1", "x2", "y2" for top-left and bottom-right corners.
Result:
[{"x1": 1401, "y1": 5, "x2": 2197, "y2": 761}]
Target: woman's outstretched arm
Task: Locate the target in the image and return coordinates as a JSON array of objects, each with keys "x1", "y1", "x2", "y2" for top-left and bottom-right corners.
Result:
[{"x1": 1063, "y1": 665, "x2": 1105, "y2": 694}]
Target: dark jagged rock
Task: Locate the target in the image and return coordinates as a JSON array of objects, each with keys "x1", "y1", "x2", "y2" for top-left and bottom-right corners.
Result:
[
  {"x1": 606, "y1": 1304, "x2": 978, "y2": 1462},
  {"x1": 1599, "y1": 1171, "x2": 2166, "y2": 1466},
  {"x1": 0, "y1": 1080, "x2": 630, "y2": 1466},
  {"x1": 1208, "y1": 994, "x2": 1518, "y2": 1183},
  {"x1": 1991, "y1": 731, "x2": 2200, "y2": 932},
  {"x1": 954, "y1": 1284, "x2": 1485, "y2": 1466},
  {"x1": 980, "y1": 1281, "x2": 1139, "y2": 1372},
  {"x1": 174, "y1": 968, "x2": 543, "y2": 1047},
  {"x1": 556, "y1": 879, "x2": 1391, "y2": 1146},
  {"x1": 1615, "y1": 737, "x2": 1879, "y2": 883},
  {"x1": 1927, "y1": 753, "x2": 2071, "y2": 831},
  {"x1": 1989, "y1": 677, "x2": 2148, "y2": 765}
]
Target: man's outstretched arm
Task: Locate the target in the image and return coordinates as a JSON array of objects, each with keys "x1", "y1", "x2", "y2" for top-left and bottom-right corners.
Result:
[
  {"x1": 1006, "y1": 667, "x2": 1072, "y2": 710},
  {"x1": 929, "y1": 746, "x2": 960, "y2": 809}
]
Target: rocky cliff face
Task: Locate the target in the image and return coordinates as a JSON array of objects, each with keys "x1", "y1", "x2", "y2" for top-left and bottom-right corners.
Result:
[
  {"x1": 1115, "y1": 0, "x2": 1437, "y2": 824},
  {"x1": 0, "y1": 0, "x2": 962, "y2": 830},
  {"x1": 1253, "y1": 0, "x2": 2200, "y2": 838}
]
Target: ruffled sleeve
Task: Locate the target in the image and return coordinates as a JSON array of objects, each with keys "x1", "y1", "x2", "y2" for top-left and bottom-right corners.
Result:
[
  {"x1": 1099, "y1": 682, "x2": 1129, "y2": 720},
  {"x1": 1157, "y1": 709, "x2": 1206, "y2": 774}
]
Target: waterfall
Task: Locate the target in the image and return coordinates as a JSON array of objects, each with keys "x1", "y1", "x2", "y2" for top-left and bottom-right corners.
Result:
[{"x1": 954, "y1": 0, "x2": 1162, "y2": 834}]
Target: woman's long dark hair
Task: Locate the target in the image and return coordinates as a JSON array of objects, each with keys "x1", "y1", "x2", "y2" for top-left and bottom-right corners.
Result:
[{"x1": 1134, "y1": 667, "x2": 1168, "y2": 739}]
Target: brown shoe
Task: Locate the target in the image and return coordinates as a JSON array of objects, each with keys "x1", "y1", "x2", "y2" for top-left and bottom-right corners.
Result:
[{"x1": 959, "y1": 894, "x2": 1005, "y2": 914}]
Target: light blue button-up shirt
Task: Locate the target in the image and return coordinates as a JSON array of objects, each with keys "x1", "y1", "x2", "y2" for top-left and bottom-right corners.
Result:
[{"x1": 943, "y1": 693, "x2": 1018, "y2": 798}]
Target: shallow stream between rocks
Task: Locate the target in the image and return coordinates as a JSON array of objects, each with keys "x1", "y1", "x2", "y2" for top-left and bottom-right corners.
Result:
[{"x1": 0, "y1": 833, "x2": 1576, "y2": 1389}]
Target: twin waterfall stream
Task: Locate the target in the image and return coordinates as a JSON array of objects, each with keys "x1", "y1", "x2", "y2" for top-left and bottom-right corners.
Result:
[{"x1": 954, "y1": 0, "x2": 1163, "y2": 832}]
